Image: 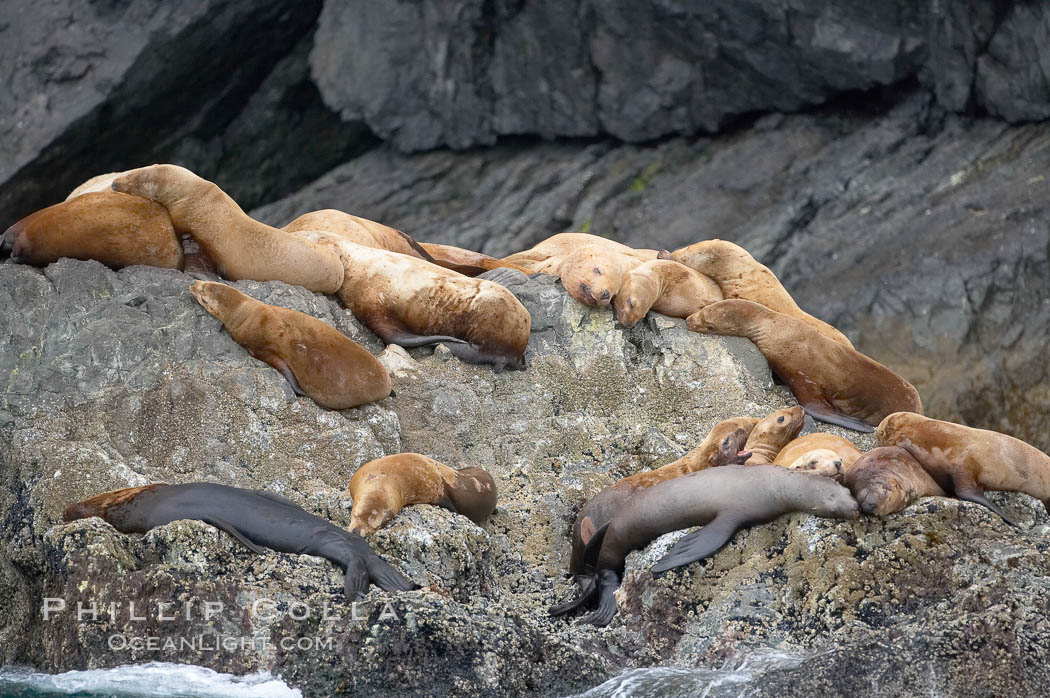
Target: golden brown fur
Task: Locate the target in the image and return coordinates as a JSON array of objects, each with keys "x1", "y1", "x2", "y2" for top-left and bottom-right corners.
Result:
[
  {"x1": 612, "y1": 259, "x2": 723, "y2": 327},
  {"x1": 419, "y1": 242, "x2": 532, "y2": 276},
  {"x1": 774, "y1": 433, "x2": 862, "y2": 470},
  {"x1": 689, "y1": 300, "x2": 922, "y2": 432},
  {"x1": 190, "y1": 281, "x2": 391, "y2": 409},
  {"x1": 292, "y1": 231, "x2": 531, "y2": 370},
  {"x1": 282, "y1": 209, "x2": 427, "y2": 259},
  {"x1": 112, "y1": 164, "x2": 344, "y2": 293},
  {"x1": 744, "y1": 406, "x2": 806, "y2": 464},
  {"x1": 671, "y1": 239, "x2": 852, "y2": 347},
  {"x1": 348, "y1": 453, "x2": 497, "y2": 535},
  {"x1": 2, "y1": 191, "x2": 182, "y2": 270},
  {"x1": 785, "y1": 449, "x2": 844, "y2": 480}
]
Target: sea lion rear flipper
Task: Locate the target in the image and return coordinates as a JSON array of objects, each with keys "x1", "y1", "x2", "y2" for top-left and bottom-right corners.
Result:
[
  {"x1": 650, "y1": 515, "x2": 740, "y2": 574},
  {"x1": 801, "y1": 403, "x2": 875, "y2": 433},
  {"x1": 549, "y1": 574, "x2": 597, "y2": 617},
  {"x1": 397, "y1": 230, "x2": 437, "y2": 263},
  {"x1": 202, "y1": 517, "x2": 268, "y2": 554},
  {"x1": 365, "y1": 554, "x2": 418, "y2": 592},
  {"x1": 951, "y1": 473, "x2": 1021, "y2": 528},
  {"x1": 577, "y1": 569, "x2": 620, "y2": 627},
  {"x1": 366, "y1": 315, "x2": 468, "y2": 348}
]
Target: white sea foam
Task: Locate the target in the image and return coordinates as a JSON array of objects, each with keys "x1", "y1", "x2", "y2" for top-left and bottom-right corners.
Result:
[{"x1": 0, "y1": 662, "x2": 301, "y2": 697}]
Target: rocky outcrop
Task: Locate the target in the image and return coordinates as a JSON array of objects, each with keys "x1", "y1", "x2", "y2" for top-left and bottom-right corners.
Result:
[{"x1": 3, "y1": 258, "x2": 1050, "y2": 696}]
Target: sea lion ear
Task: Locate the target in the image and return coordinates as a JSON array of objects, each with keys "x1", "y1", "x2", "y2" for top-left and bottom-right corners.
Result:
[{"x1": 657, "y1": 250, "x2": 672, "y2": 260}]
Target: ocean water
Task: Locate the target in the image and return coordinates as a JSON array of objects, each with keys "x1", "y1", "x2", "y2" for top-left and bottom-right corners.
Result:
[{"x1": 0, "y1": 663, "x2": 300, "y2": 698}]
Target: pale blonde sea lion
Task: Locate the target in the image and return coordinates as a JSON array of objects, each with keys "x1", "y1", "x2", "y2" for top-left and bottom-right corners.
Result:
[
  {"x1": 774, "y1": 433, "x2": 863, "y2": 477},
  {"x1": 111, "y1": 164, "x2": 344, "y2": 293}
]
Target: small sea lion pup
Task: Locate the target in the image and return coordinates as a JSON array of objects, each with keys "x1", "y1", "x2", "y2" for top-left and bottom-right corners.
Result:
[
  {"x1": 111, "y1": 164, "x2": 344, "y2": 294},
  {"x1": 743, "y1": 406, "x2": 805, "y2": 464},
  {"x1": 774, "y1": 433, "x2": 863, "y2": 481},
  {"x1": 292, "y1": 231, "x2": 531, "y2": 370},
  {"x1": 688, "y1": 300, "x2": 922, "y2": 432},
  {"x1": 190, "y1": 281, "x2": 392, "y2": 409},
  {"x1": 1, "y1": 191, "x2": 183, "y2": 270},
  {"x1": 877, "y1": 412, "x2": 1050, "y2": 527},
  {"x1": 348, "y1": 453, "x2": 497, "y2": 535},
  {"x1": 550, "y1": 419, "x2": 755, "y2": 618},
  {"x1": 63, "y1": 483, "x2": 417, "y2": 600},
  {"x1": 668, "y1": 239, "x2": 852, "y2": 347},
  {"x1": 612, "y1": 259, "x2": 724, "y2": 327},
  {"x1": 843, "y1": 446, "x2": 946, "y2": 516},
  {"x1": 563, "y1": 465, "x2": 859, "y2": 626}
]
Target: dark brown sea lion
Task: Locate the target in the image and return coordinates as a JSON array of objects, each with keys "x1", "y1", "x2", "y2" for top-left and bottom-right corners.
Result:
[
  {"x1": 63, "y1": 483, "x2": 417, "y2": 600},
  {"x1": 688, "y1": 300, "x2": 922, "y2": 432},
  {"x1": 877, "y1": 412, "x2": 1050, "y2": 527},
  {"x1": 559, "y1": 465, "x2": 858, "y2": 626},
  {"x1": 670, "y1": 239, "x2": 853, "y2": 347},
  {"x1": 1, "y1": 191, "x2": 183, "y2": 270},
  {"x1": 550, "y1": 419, "x2": 755, "y2": 618},
  {"x1": 612, "y1": 259, "x2": 723, "y2": 327},
  {"x1": 292, "y1": 231, "x2": 531, "y2": 370},
  {"x1": 348, "y1": 453, "x2": 497, "y2": 534},
  {"x1": 190, "y1": 281, "x2": 392, "y2": 410},
  {"x1": 111, "y1": 164, "x2": 344, "y2": 293},
  {"x1": 843, "y1": 445, "x2": 947, "y2": 516},
  {"x1": 743, "y1": 406, "x2": 805, "y2": 464}
]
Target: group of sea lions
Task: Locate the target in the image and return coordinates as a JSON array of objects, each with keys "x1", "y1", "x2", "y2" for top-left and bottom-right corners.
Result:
[{"x1": 4, "y1": 163, "x2": 1050, "y2": 628}]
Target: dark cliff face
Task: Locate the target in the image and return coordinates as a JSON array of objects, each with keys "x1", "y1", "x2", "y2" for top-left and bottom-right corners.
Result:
[{"x1": 1, "y1": 1, "x2": 1048, "y2": 449}]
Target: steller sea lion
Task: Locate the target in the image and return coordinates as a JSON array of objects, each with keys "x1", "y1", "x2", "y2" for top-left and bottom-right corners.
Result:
[
  {"x1": 612, "y1": 259, "x2": 723, "y2": 327},
  {"x1": 190, "y1": 281, "x2": 392, "y2": 410},
  {"x1": 503, "y1": 232, "x2": 660, "y2": 267},
  {"x1": 669, "y1": 239, "x2": 853, "y2": 347},
  {"x1": 743, "y1": 406, "x2": 806, "y2": 464},
  {"x1": 877, "y1": 412, "x2": 1050, "y2": 527},
  {"x1": 784, "y1": 449, "x2": 844, "y2": 480},
  {"x1": 518, "y1": 245, "x2": 644, "y2": 308},
  {"x1": 774, "y1": 433, "x2": 863, "y2": 472},
  {"x1": 348, "y1": 453, "x2": 497, "y2": 535},
  {"x1": 551, "y1": 420, "x2": 755, "y2": 619},
  {"x1": 558, "y1": 465, "x2": 859, "y2": 626},
  {"x1": 111, "y1": 164, "x2": 344, "y2": 294},
  {"x1": 282, "y1": 209, "x2": 431, "y2": 260},
  {"x1": 1, "y1": 191, "x2": 183, "y2": 270},
  {"x1": 63, "y1": 483, "x2": 417, "y2": 600},
  {"x1": 688, "y1": 300, "x2": 922, "y2": 432},
  {"x1": 843, "y1": 445, "x2": 947, "y2": 516},
  {"x1": 292, "y1": 231, "x2": 531, "y2": 370}
]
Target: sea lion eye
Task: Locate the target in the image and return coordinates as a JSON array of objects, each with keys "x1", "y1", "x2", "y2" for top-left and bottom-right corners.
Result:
[
  {"x1": 627, "y1": 299, "x2": 635, "y2": 308},
  {"x1": 777, "y1": 416, "x2": 785, "y2": 423},
  {"x1": 594, "y1": 267, "x2": 602, "y2": 275}
]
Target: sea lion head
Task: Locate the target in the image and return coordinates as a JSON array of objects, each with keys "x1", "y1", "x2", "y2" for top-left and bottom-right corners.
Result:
[
  {"x1": 716, "y1": 428, "x2": 752, "y2": 465},
  {"x1": 843, "y1": 446, "x2": 922, "y2": 516},
  {"x1": 787, "y1": 448, "x2": 844, "y2": 481},
  {"x1": 802, "y1": 475, "x2": 860, "y2": 520},
  {"x1": 189, "y1": 280, "x2": 246, "y2": 320},
  {"x1": 874, "y1": 411, "x2": 915, "y2": 447},
  {"x1": 686, "y1": 299, "x2": 767, "y2": 336},
  {"x1": 559, "y1": 246, "x2": 624, "y2": 307},
  {"x1": 747, "y1": 406, "x2": 805, "y2": 448},
  {"x1": 611, "y1": 266, "x2": 658, "y2": 327}
]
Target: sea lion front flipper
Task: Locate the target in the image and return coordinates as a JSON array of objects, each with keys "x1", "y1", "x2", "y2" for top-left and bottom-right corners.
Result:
[
  {"x1": 343, "y1": 556, "x2": 371, "y2": 601},
  {"x1": 251, "y1": 350, "x2": 307, "y2": 397},
  {"x1": 650, "y1": 515, "x2": 741, "y2": 574},
  {"x1": 577, "y1": 569, "x2": 620, "y2": 627},
  {"x1": 365, "y1": 554, "x2": 418, "y2": 592},
  {"x1": 800, "y1": 402, "x2": 875, "y2": 433},
  {"x1": 201, "y1": 517, "x2": 268, "y2": 555},
  {"x1": 436, "y1": 482, "x2": 460, "y2": 515},
  {"x1": 950, "y1": 473, "x2": 1021, "y2": 528},
  {"x1": 548, "y1": 574, "x2": 597, "y2": 617},
  {"x1": 580, "y1": 522, "x2": 610, "y2": 572}
]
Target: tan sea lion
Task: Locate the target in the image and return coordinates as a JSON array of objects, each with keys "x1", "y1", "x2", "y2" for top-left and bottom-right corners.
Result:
[
  {"x1": 1, "y1": 191, "x2": 183, "y2": 270},
  {"x1": 556, "y1": 465, "x2": 859, "y2": 626},
  {"x1": 111, "y1": 164, "x2": 344, "y2": 293},
  {"x1": 67, "y1": 172, "x2": 124, "y2": 200},
  {"x1": 63, "y1": 483, "x2": 416, "y2": 600},
  {"x1": 612, "y1": 259, "x2": 724, "y2": 327},
  {"x1": 292, "y1": 232, "x2": 531, "y2": 370},
  {"x1": 348, "y1": 453, "x2": 497, "y2": 535},
  {"x1": 419, "y1": 242, "x2": 532, "y2": 277},
  {"x1": 784, "y1": 449, "x2": 844, "y2": 480},
  {"x1": 774, "y1": 433, "x2": 863, "y2": 471},
  {"x1": 521, "y1": 245, "x2": 645, "y2": 307},
  {"x1": 843, "y1": 445, "x2": 947, "y2": 516},
  {"x1": 877, "y1": 412, "x2": 1050, "y2": 526},
  {"x1": 282, "y1": 209, "x2": 430, "y2": 259},
  {"x1": 743, "y1": 406, "x2": 806, "y2": 464},
  {"x1": 503, "y1": 232, "x2": 660, "y2": 266},
  {"x1": 688, "y1": 300, "x2": 922, "y2": 432},
  {"x1": 190, "y1": 281, "x2": 392, "y2": 409},
  {"x1": 669, "y1": 239, "x2": 853, "y2": 347}
]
